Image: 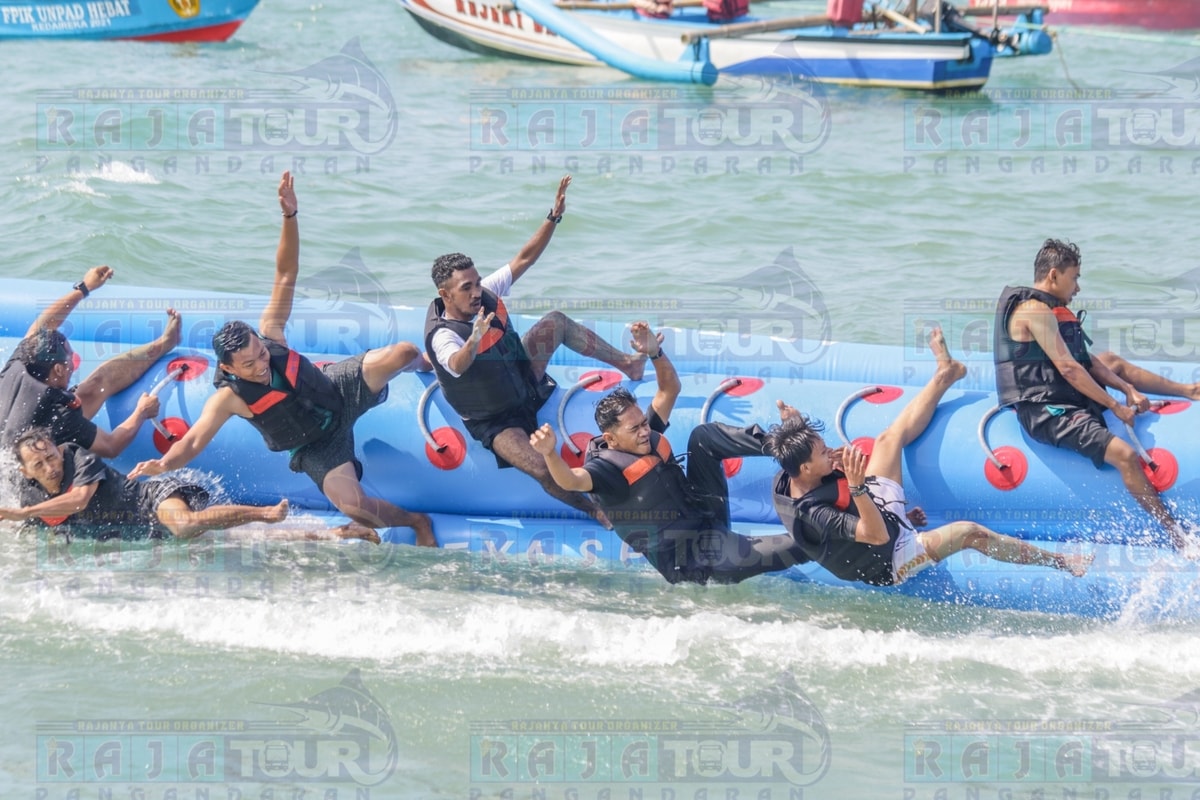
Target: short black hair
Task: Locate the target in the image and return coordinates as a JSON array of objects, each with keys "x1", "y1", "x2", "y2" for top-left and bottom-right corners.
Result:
[
  {"x1": 1034, "y1": 238, "x2": 1081, "y2": 282},
  {"x1": 12, "y1": 426, "x2": 56, "y2": 464},
  {"x1": 13, "y1": 330, "x2": 70, "y2": 381},
  {"x1": 212, "y1": 320, "x2": 256, "y2": 365},
  {"x1": 763, "y1": 415, "x2": 827, "y2": 478},
  {"x1": 594, "y1": 388, "x2": 640, "y2": 432},
  {"x1": 432, "y1": 253, "x2": 475, "y2": 289}
]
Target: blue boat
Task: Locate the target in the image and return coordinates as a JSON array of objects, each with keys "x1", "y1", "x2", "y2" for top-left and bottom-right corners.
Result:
[
  {"x1": 396, "y1": 0, "x2": 1052, "y2": 88},
  {"x1": 6, "y1": 278, "x2": 1199, "y2": 620},
  {"x1": 0, "y1": 0, "x2": 260, "y2": 41}
]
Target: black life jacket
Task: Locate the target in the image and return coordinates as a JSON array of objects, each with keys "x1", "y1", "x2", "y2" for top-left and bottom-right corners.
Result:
[
  {"x1": 994, "y1": 285, "x2": 1093, "y2": 408},
  {"x1": 0, "y1": 358, "x2": 84, "y2": 447},
  {"x1": 585, "y1": 431, "x2": 707, "y2": 580},
  {"x1": 772, "y1": 471, "x2": 898, "y2": 586},
  {"x1": 213, "y1": 339, "x2": 343, "y2": 452},
  {"x1": 424, "y1": 290, "x2": 553, "y2": 420}
]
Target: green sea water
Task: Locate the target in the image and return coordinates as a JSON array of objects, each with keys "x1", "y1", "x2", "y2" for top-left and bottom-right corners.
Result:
[{"x1": 3, "y1": 1, "x2": 1200, "y2": 798}]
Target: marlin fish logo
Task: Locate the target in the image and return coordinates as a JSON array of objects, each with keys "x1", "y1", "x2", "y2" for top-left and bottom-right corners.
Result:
[
  {"x1": 265, "y1": 38, "x2": 399, "y2": 155},
  {"x1": 1145, "y1": 266, "x2": 1200, "y2": 311},
  {"x1": 1129, "y1": 57, "x2": 1200, "y2": 98},
  {"x1": 701, "y1": 247, "x2": 833, "y2": 364},
  {"x1": 260, "y1": 669, "x2": 399, "y2": 786},
  {"x1": 693, "y1": 672, "x2": 832, "y2": 786},
  {"x1": 291, "y1": 248, "x2": 400, "y2": 353}
]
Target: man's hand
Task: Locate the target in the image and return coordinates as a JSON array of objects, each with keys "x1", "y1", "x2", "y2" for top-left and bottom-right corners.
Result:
[
  {"x1": 1111, "y1": 403, "x2": 1137, "y2": 427},
  {"x1": 906, "y1": 507, "x2": 927, "y2": 528},
  {"x1": 842, "y1": 445, "x2": 868, "y2": 488},
  {"x1": 278, "y1": 170, "x2": 297, "y2": 216},
  {"x1": 551, "y1": 175, "x2": 571, "y2": 219},
  {"x1": 529, "y1": 423, "x2": 558, "y2": 457},
  {"x1": 1125, "y1": 387, "x2": 1150, "y2": 414},
  {"x1": 82, "y1": 265, "x2": 114, "y2": 293},
  {"x1": 0, "y1": 507, "x2": 26, "y2": 522},
  {"x1": 628, "y1": 321, "x2": 663, "y2": 358},
  {"x1": 470, "y1": 309, "x2": 495, "y2": 348},
  {"x1": 127, "y1": 459, "x2": 168, "y2": 480},
  {"x1": 134, "y1": 392, "x2": 160, "y2": 420},
  {"x1": 776, "y1": 399, "x2": 799, "y2": 421}
]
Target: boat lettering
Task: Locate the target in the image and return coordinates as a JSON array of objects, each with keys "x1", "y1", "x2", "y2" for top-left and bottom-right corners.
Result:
[
  {"x1": 453, "y1": 0, "x2": 556, "y2": 36},
  {"x1": 2, "y1": 1, "x2": 133, "y2": 31}
]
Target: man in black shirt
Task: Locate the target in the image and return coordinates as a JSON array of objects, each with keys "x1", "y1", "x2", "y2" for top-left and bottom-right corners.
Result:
[{"x1": 0, "y1": 428, "x2": 378, "y2": 543}]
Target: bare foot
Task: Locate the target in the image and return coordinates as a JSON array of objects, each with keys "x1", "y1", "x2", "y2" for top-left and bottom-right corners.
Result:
[
  {"x1": 620, "y1": 354, "x2": 648, "y2": 382},
  {"x1": 592, "y1": 506, "x2": 613, "y2": 531},
  {"x1": 412, "y1": 513, "x2": 437, "y2": 547},
  {"x1": 149, "y1": 308, "x2": 183, "y2": 358},
  {"x1": 335, "y1": 523, "x2": 381, "y2": 544},
  {"x1": 777, "y1": 399, "x2": 799, "y2": 421},
  {"x1": 260, "y1": 499, "x2": 289, "y2": 524},
  {"x1": 929, "y1": 327, "x2": 967, "y2": 383},
  {"x1": 1057, "y1": 552, "x2": 1095, "y2": 577}
]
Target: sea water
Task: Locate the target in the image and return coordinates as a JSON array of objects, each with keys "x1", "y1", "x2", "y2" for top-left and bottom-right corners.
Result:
[{"x1": 2, "y1": 1, "x2": 1200, "y2": 797}]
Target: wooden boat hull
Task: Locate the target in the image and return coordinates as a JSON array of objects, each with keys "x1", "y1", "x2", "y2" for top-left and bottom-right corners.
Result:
[{"x1": 0, "y1": 0, "x2": 260, "y2": 41}]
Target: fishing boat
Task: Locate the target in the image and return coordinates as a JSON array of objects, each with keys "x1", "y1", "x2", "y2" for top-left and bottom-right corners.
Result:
[
  {"x1": 7, "y1": 278, "x2": 1199, "y2": 619},
  {"x1": 397, "y1": 0, "x2": 1053, "y2": 88},
  {"x1": 966, "y1": 0, "x2": 1200, "y2": 30},
  {"x1": 0, "y1": 0, "x2": 261, "y2": 41}
]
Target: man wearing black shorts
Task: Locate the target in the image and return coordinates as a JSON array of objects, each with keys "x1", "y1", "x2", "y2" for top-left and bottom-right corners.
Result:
[
  {"x1": 128, "y1": 172, "x2": 434, "y2": 546},
  {"x1": 995, "y1": 238, "x2": 1200, "y2": 550},
  {"x1": 2, "y1": 427, "x2": 378, "y2": 543},
  {"x1": 426, "y1": 176, "x2": 646, "y2": 526}
]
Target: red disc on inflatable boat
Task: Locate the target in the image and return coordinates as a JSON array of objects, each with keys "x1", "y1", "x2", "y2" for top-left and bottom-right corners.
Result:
[
  {"x1": 1152, "y1": 400, "x2": 1190, "y2": 415},
  {"x1": 722, "y1": 378, "x2": 764, "y2": 397},
  {"x1": 984, "y1": 446, "x2": 1028, "y2": 491},
  {"x1": 152, "y1": 417, "x2": 191, "y2": 455},
  {"x1": 1142, "y1": 448, "x2": 1179, "y2": 493},
  {"x1": 723, "y1": 458, "x2": 743, "y2": 478},
  {"x1": 851, "y1": 437, "x2": 875, "y2": 458},
  {"x1": 71, "y1": 352, "x2": 82, "y2": 371},
  {"x1": 863, "y1": 386, "x2": 904, "y2": 404},
  {"x1": 425, "y1": 427, "x2": 467, "y2": 470},
  {"x1": 562, "y1": 432, "x2": 596, "y2": 469},
  {"x1": 166, "y1": 355, "x2": 209, "y2": 380},
  {"x1": 581, "y1": 371, "x2": 624, "y2": 392}
]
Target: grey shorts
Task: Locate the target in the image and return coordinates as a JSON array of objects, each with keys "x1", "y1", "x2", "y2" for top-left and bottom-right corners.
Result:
[{"x1": 288, "y1": 353, "x2": 387, "y2": 491}]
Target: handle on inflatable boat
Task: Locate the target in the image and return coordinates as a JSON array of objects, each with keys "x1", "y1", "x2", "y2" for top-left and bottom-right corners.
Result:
[
  {"x1": 977, "y1": 404, "x2": 1006, "y2": 470},
  {"x1": 148, "y1": 365, "x2": 187, "y2": 442},
  {"x1": 700, "y1": 378, "x2": 743, "y2": 425},
  {"x1": 417, "y1": 381, "x2": 445, "y2": 452},
  {"x1": 835, "y1": 387, "x2": 882, "y2": 446},
  {"x1": 558, "y1": 373, "x2": 603, "y2": 457},
  {"x1": 1124, "y1": 421, "x2": 1159, "y2": 472}
]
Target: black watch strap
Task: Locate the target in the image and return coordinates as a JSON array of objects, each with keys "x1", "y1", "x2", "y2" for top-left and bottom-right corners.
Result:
[
  {"x1": 73, "y1": 281, "x2": 90, "y2": 299},
  {"x1": 547, "y1": 210, "x2": 563, "y2": 224}
]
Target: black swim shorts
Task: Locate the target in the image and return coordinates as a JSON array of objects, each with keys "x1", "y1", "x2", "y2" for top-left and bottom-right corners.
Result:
[{"x1": 1016, "y1": 401, "x2": 1114, "y2": 469}]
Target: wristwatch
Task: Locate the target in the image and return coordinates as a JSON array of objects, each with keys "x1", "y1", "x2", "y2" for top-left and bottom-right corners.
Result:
[
  {"x1": 547, "y1": 210, "x2": 563, "y2": 224},
  {"x1": 73, "y1": 280, "x2": 90, "y2": 298}
]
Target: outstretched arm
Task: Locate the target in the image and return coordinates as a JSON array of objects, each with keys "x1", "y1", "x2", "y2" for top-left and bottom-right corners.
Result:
[
  {"x1": 126, "y1": 390, "x2": 239, "y2": 478},
  {"x1": 259, "y1": 171, "x2": 299, "y2": 345},
  {"x1": 0, "y1": 483, "x2": 99, "y2": 522},
  {"x1": 88, "y1": 392, "x2": 160, "y2": 458},
  {"x1": 509, "y1": 175, "x2": 571, "y2": 283},
  {"x1": 26, "y1": 265, "x2": 113, "y2": 337},
  {"x1": 529, "y1": 423, "x2": 594, "y2": 492},
  {"x1": 629, "y1": 321, "x2": 678, "y2": 424}
]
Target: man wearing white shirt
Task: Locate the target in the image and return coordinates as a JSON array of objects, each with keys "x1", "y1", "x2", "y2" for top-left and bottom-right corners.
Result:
[{"x1": 424, "y1": 176, "x2": 646, "y2": 524}]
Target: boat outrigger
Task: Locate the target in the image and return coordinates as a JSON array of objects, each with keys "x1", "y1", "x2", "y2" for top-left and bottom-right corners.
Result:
[{"x1": 398, "y1": 0, "x2": 1053, "y2": 88}]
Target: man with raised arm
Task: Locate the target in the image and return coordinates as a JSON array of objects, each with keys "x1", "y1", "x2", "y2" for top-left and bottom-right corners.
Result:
[
  {"x1": 426, "y1": 176, "x2": 646, "y2": 525},
  {"x1": 530, "y1": 321, "x2": 807, "y2": 585},
  {"x1": 996, "y1": 238, "x2": 1199, "y2": 550},
  {"x1": 0, "y1": 265, "x2": 181, "y2": 457},
  {"x1": 1, "y1": 427, "x2": 379, "y2": 543},
  {"x1": 767, "y1": 328, "x2": 1093, "y2": 587},
  {"x1": 128, "y1": 172, "x2": 435, "y2": 546}
]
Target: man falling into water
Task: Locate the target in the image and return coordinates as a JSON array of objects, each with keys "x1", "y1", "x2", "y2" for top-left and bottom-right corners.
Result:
[
  {"x1": 128, "y1": 172, "x2": 435, "y2": 546},
  {"x1": 426, "y1": 176, "x2": 647, "y2": 526}
]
